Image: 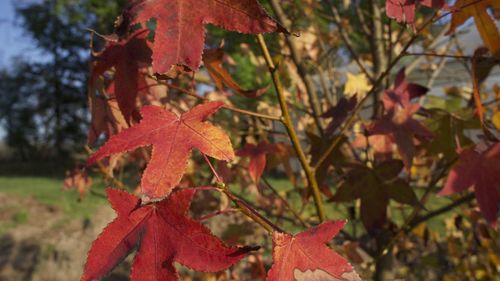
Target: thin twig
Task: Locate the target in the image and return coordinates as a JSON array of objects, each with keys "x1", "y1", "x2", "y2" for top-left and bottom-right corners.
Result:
[
  {"x1": 408, "y1": 193, "x2": 475, "y2": 229},
  {"x1": 220, "y1": 186, "x2": 285, "y2": 233},
  {"x1": 167, "y1": 83, "x2": 281, "y2": 121},
  {"x1": 313, "y1": 10, "x2": 446, "y2": 171},
  {"x1": 262, "y1": 177, "x2": 310, "y2": 228},
  {"x1": 405, "y1": 52, "x2": 486, "y2": 60},
  {"x1": 327, "y1": 1, "x2": 375, "y2": 82}
]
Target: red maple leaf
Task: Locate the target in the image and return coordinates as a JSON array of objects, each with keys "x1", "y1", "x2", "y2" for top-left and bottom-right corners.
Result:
[
  {"x1": 236, "y1": 141, "x2": 276, "y2": 183},
  {"x1": 81, "y1": 188, "x2": 249, "y2": 281},
  {"x1": 322, "y1": 96, "x2": 357, "y2": 135},
  {"x1": 369, "y1": 104, "x2": 432, "y2": 168},
  {"x1": 386, "y1": 0, "x2": 447, "y2": 24},
  {"x1": 91, "y1": 30, "x2": 152, "y2": 122},
  {"x1": 88, "y1": 102, "x2": 235, "y2": 199},
  {"x1": 130, "y1": 0, "x2": 287, "y2": 73},
  {"x1": 382, "y1": 68, "x2": 428, "y2": 111},
  {"x1": 368, "y1": 69, "x2": 431, "y2": 168},
  {"x1": 267, "y1": 220, "x2": 361, "y2": 281},
  {"x1": 439, "y1": 143, "x2": 500, "y2": 226}
]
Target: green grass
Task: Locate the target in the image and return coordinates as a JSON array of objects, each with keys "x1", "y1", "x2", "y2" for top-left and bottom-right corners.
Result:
[
  {"x1": 0, "y1": 176, "x2": 107, "y2": 220},
  {"x1": 12, "y1": 209, "x2": 29, "y2": 224}
]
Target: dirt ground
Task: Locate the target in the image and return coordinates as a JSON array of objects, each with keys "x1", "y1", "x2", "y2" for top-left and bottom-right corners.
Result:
[{"x1": 0, "y1": 193, "x2": 130, "y2": 281}]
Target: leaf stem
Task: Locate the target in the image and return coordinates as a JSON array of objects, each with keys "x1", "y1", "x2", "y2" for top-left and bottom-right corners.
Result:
[
  {"x1": 197, "y1": 208, "x2": 239, "y2": 221},
  {"x1": 256, "y1": 34, "x2": 326, "y2": 222},
  {"x1": 201, "y1": 153, "x2": 223, "y2": 183},
  {"x1": 222, "y1": 105, "x2": 281, "y2": 121}
]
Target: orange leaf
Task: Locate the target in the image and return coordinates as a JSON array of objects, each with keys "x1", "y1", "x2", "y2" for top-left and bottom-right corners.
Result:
[
  {"x1": 448, "y1": 0, "x2": 500, "y2": 58},
  {"x1": 471, "y1": 47, "x2": 488, "y2": 125}
]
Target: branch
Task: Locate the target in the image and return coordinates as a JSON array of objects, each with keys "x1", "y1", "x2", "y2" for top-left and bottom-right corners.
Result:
[
  {"x1": 262, "y1": 177, "x2": 310, "y2": 228},
  {"x1": 257, "y1": 34, "x2": 326, "y2": 222},
  {"x1": 368, "y1": 0, "x2": 388, "y2": 118},
  {"x1": 407, "y1": 193, "x2": 475, "y2": 229},
  {"x1": 269, "y1": 0, "x2": 325, "y2": 136},
  {"x1": 327, "y1": 1, "x2": 375, "y2": 82},
  {"x1": 201, "y1": 153, "x2": 284, "y2": 233},
  {"x1": 313, "y1": 10, "x2": 445, "y2": 171},
  {"x1": 404, "y1": 52, "x2": 484, "y2": 60}
]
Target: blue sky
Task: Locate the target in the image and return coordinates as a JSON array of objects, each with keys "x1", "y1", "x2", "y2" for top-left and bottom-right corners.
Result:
[
  {"x1": 0, "y1": 1, "x2": 38, "y2": 67},
  {"x1": 0, "y1": 1, "x2": 39, "y2": 139}
]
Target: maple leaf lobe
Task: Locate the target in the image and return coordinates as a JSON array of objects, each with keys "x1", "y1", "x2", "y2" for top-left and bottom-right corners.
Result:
[
  {"x1": 331, "y1": 161, "x2": 418, "y2": 232},
  {"x1": 386, "y1": 0, "x2": 446, "y2": 24},
  {"x1": 81, "y1": 189, "x2": 150, "y2": 281}
]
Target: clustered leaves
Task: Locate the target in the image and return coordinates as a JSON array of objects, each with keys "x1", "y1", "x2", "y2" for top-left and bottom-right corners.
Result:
[
  {"x1": 77, "y1": 0, "x2": 500, "y2": 280},
  {"x1": 82, "y1": 0, "x2": 358, "y2": 280}
]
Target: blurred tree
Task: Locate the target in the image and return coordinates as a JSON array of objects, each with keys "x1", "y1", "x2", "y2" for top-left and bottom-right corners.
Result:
[{"x1": 0, "y1": 0, "x2": 126, "y2": 159}]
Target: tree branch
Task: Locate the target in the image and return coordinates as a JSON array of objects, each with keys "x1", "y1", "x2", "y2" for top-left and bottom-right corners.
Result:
[
  {"x1": 269, "y1": 0, "x2": 325, "y2": 136},
  {"x1": 257, "y1": 34, "x2": 326, "y2": 222},
  {"x1": 408, "y1": 193, "x2": 475, "y2": 230},
  {"x1": 313, "y1": 10, "x2": 445, "y2": 171}
]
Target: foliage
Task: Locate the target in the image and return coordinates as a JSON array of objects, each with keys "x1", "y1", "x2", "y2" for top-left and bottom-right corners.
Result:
[
  {"x1": 81, "y1": 0, "x2": 498, "y2": 279},
  {"x1": 2, "y1": 0, "x2": 499, "y2": 280}
]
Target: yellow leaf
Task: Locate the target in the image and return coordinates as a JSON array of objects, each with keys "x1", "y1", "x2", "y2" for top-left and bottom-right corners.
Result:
[
  {"x1": 492, "y1": 111, "x2": 500, "y2": 131},
  {"x1": 344, "y1": 72, "x2": 371, "y2": 99}
]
